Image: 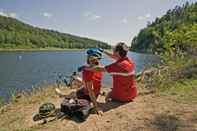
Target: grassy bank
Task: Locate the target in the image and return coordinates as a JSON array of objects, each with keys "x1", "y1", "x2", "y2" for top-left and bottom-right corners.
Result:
[
  {"x1": 0, "y1": 85, "x2": 59, "y2": 130},
  {"x1": 0, "y1": 48, "x2": 197, "y2": 130},
  {"x1": 0, "y1": 68, "x2": 197, "y2": 130}
]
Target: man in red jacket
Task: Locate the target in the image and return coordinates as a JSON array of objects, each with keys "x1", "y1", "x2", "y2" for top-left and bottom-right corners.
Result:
[{"x1": 87, "y1": 42, "x2": 137, "y2": 102}]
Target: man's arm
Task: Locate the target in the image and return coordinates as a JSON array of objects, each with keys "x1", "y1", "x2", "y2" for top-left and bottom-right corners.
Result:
[
  {"x1": 86, "y1": 81, "x2": 102, "y2": 115},
  {"x1": 86, "y1": 64, "x2": 135, "y2": 76},
  {"x1": 103, "y1": 50, "x2": 119, "y2": 60},
  {"x1": 98, "y1": 48, "x2": 118, "y2": 60},
  {"x1": 86, "y1": 65, "x2": 106, "y2": 72}
]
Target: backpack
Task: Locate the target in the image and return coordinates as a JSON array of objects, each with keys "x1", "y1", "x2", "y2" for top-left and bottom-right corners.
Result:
[
  {"x1": 33, "y1": 103, "x2": 57, "y2": 122},
  {"x1": 60, "y1": 98, "x2": 91, "y2": 121}
]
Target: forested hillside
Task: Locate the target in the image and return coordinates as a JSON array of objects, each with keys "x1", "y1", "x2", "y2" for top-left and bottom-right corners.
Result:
[
  {"x1": 0, "y1": 15, "x2": 110, "y2": 49},
  {"x1": 131, "y1": 2, "x2": 197, "y2": 55}
]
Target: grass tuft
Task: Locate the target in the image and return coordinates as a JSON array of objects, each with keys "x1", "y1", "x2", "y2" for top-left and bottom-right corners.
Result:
[{"x1": 152, "y1": 113, "x2": 183, "y2": 131}]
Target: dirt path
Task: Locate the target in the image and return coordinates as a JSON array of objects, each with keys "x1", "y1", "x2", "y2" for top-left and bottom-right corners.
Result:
[{"x1": 0, "y1": 87, "x2": 197, "y2": 131}]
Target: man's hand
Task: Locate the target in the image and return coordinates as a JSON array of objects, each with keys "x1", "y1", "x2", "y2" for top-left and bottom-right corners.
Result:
[
  {"x1": 105, "y1": 97, "x2": 112, "y2": 102},
  {"x1": 77, "y1": 65, "x2": 86, "y2": 72},
  {"x1": 97, "y1": 109, "x2": 104, "y2": 116},
  {"x1": 94, "y1": 108, "x2": 103, "y2": 116},
  {"x1": 97, "y1": 48, "x2": 104, "y2": 53},
  {"x1": 105, "y1": 91, "x2": 112, "y2": 102}
]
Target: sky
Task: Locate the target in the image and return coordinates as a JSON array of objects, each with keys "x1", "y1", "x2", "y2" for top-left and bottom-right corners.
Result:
[{"x1": 0, "y1": 0, "x2": 196, "y2": 46}]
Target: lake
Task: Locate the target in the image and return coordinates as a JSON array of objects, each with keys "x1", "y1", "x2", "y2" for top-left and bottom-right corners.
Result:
[{"x1": 0, "y1": 51, "x2": 159, "y2": 102}]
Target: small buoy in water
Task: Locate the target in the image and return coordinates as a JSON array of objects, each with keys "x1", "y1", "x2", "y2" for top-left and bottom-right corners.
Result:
[{"x1": 18, "y1": 55, "x2": 22, "y2": 60}]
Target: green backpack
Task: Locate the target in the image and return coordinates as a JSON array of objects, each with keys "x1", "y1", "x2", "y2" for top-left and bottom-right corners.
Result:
[
  {"x1": 39, "y1": 103, "x2": 56, "y2": 117},
  {"x1": 33, "y1": 103, "x2": 56, "y2": 121}
]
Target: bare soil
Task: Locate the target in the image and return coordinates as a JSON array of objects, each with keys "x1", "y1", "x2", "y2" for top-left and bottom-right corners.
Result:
[{"x1": 0, "y1": 85, "x2": 196, "y2": 131}]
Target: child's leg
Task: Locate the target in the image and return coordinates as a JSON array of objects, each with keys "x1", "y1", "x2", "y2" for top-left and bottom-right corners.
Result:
[{"x1": 55, "y1": 88, "x2": 77, "y2": 98}]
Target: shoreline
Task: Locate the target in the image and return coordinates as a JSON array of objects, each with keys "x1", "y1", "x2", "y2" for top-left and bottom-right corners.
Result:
[
  {"x1": 0, "y1": 65, "x2": 196, "y2": 130},
  {"x1": 0, "y1": 81, "x2": 196, "y2": 131}
]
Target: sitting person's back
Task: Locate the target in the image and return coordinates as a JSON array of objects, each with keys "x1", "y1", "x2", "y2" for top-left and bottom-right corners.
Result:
[
  {"x1": 105, "y1": 56, "x2": 137, "y2": 101},
  {"x1": 84, "y1": 43, "x2": 137, "y2": 102}
]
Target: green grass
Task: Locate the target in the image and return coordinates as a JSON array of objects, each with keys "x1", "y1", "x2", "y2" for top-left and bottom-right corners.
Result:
[
  {"x1": 0, "y1": 85, "x2": 58, "y2": 131},
  {"x1": 152, "y1": 113, "x2": 182, "y2": 131},
  {"x1": 0, "y1": 97, "x2": 5, "y2": 107},
  {"x1": 158, "y1": 79, "x2": 197, "y2": 103},
  {"x1": 145, "y1": 54, "x2": 197, "y2": 104},
  {"x1": 192, "y1": 112, "x2": 197, "y2": 122}
]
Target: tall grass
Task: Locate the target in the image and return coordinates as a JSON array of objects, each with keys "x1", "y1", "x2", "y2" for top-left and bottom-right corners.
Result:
[
  {"x1": 0, "y1": 97, "x2": 4, "y2": 107},
  {"x1": 142, "y1": 50, "x2": 197, "y2": 103}
]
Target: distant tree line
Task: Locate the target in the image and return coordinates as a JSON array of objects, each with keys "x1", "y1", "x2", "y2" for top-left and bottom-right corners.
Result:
[
  {"x1": 0, "y1": 16, "x2": 111, "y2": 49},
  {"x1": 130, "y1": 2, "x2": 197, "y2": 55}
]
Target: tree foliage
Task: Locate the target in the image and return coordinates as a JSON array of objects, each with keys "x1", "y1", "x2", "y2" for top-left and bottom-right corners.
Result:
[
  {"x1": 0, "y1": 16, "x2": 111, "y2": 49},
  {"x1": 130, "y1": 2, "x2": 197, "y2": 55}
]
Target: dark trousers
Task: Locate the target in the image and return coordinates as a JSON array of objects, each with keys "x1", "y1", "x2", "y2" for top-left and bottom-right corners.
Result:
[{"x1": 76, "y1": 88, "x2": 91, "y2": 101}]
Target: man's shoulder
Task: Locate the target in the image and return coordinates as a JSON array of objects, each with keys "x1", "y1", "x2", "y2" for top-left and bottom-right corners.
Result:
[{"x1": 123, "y1": 57, "x2": 135, "y2": 65}]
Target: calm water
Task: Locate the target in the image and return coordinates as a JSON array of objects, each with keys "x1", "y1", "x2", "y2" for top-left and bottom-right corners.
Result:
[{"x1": 0, "y1": 51, "x2": 159, "y2": 102}]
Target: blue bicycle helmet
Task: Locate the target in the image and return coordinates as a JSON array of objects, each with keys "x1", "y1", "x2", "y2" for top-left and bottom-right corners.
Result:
[{"x1": 86, "y1": 48, "x2": 102, "y2": 59}]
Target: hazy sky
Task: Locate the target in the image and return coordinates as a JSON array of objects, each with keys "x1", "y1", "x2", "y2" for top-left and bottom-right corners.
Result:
[{"x1": 0, "y1": 0, "x2": 196, "y2": 45}]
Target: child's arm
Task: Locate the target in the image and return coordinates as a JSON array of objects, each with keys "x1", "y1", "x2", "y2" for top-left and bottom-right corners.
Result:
[{"x1": 85, "y1": 81, "x2": 103, "y2": 115}]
